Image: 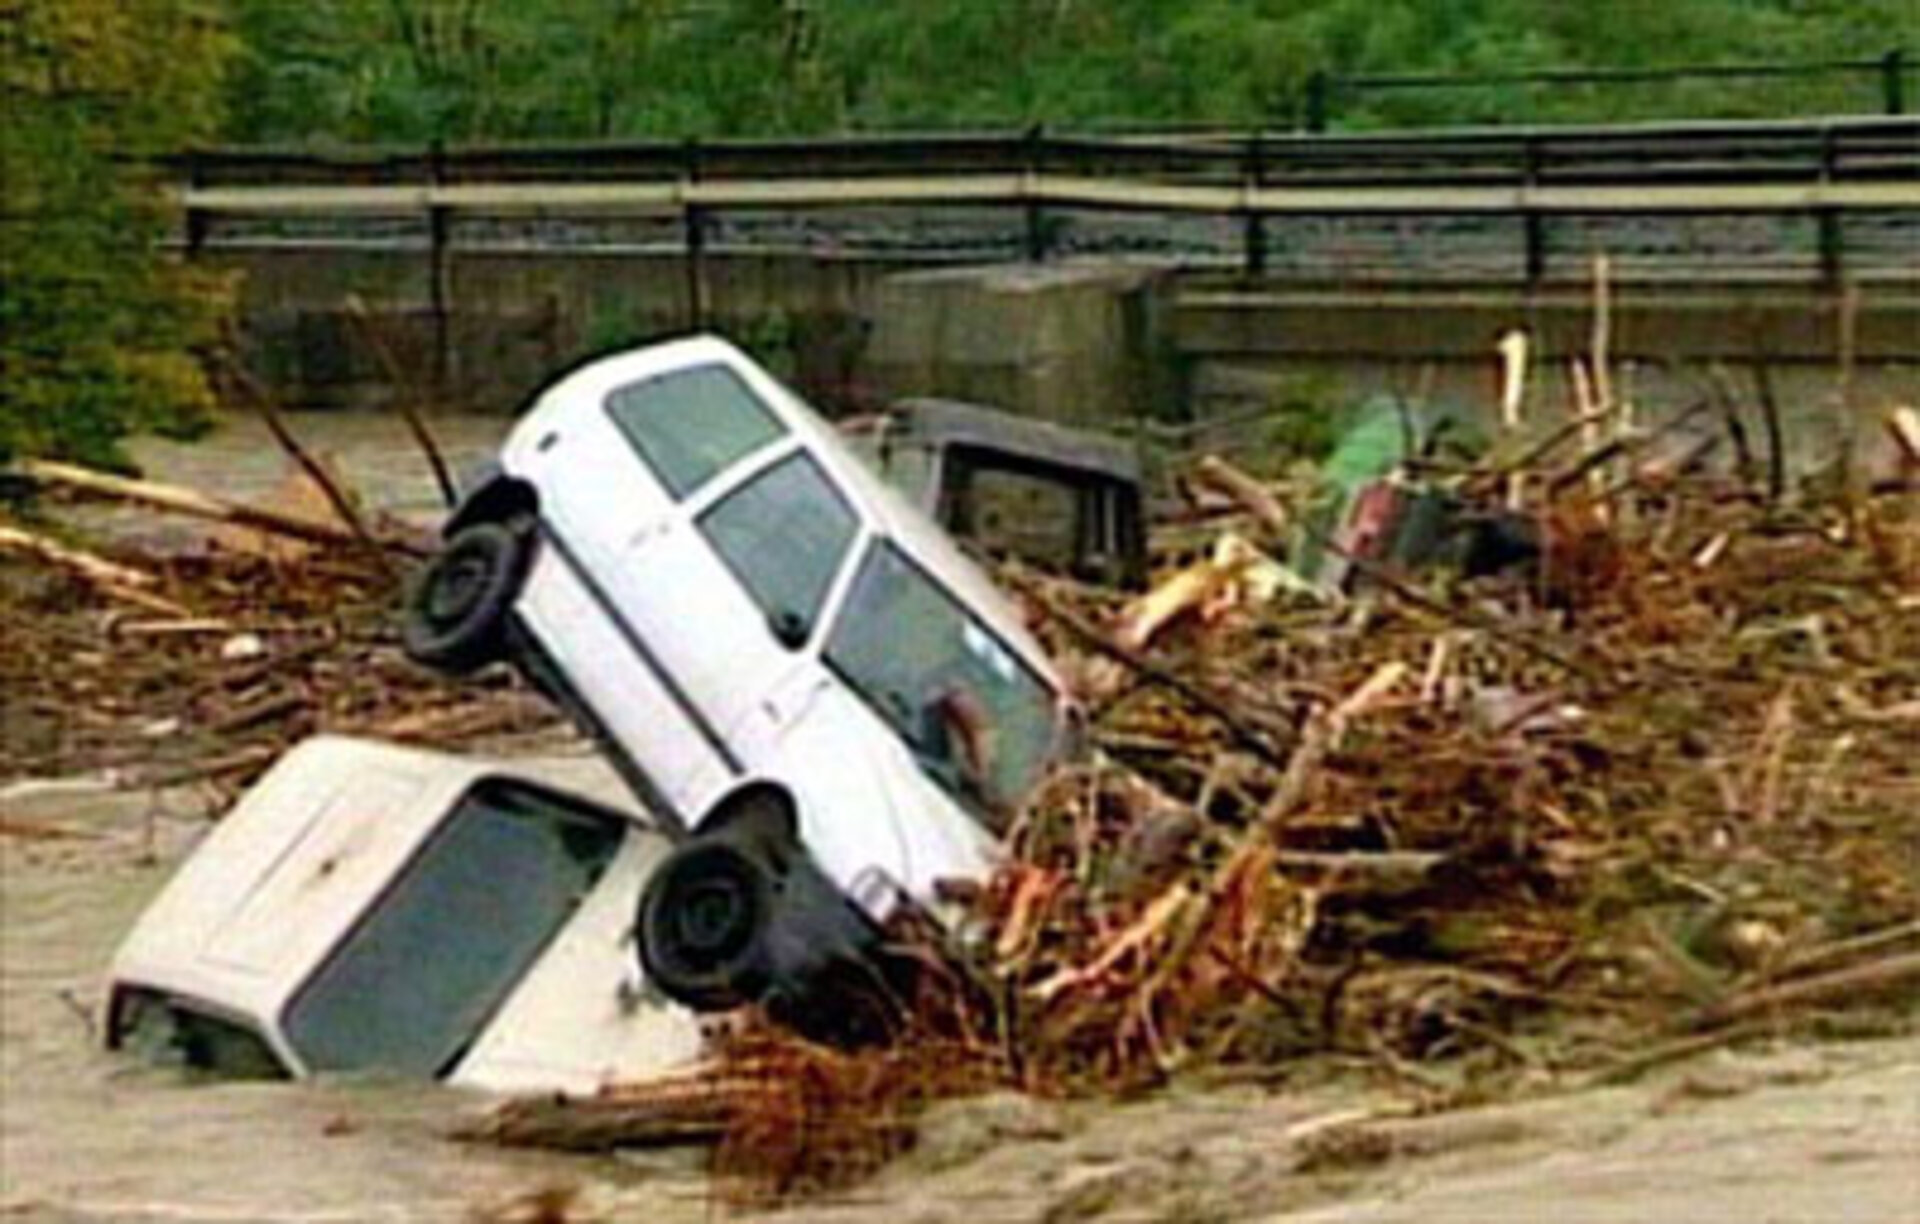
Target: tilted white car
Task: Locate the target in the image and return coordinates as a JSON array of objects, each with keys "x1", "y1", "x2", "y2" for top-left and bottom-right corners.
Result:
[
  {"x1": 105, "y1": 737, "x2": 703, "y2": 1093},
  {"x1": 402, "y1": 336, "x2": 1073, "y2": 1018}
]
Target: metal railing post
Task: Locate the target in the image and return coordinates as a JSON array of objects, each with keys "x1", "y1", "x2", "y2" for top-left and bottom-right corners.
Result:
[
  {"x1": 1817, "y1": 125, "x2": 1844, "y2": 287},
  {"x1": 1305, "y1": 72, "x2": 1330, "y2": 133},
  {"x1": 426, "y1": 139, "x2": 452, "y2": 396},
  {"x1": 683, "y1": 137, "x2": 707, "y2": 330},
  {"x1": 1521, "y1": 136, "x2": 1546, "y2": 287},
  {"x1": 1242, "y1": 132, "x2": 1267, "y2": 276},
  {"x1": 1023, "y1": 123, "x2": 1049, "y2": 263},
  {"x1": 1884, "y1": 49, "x2": 1908, "y2": 115},
  {"x1": 183, "y1": 151, "x2": 208, "y2": 258}
]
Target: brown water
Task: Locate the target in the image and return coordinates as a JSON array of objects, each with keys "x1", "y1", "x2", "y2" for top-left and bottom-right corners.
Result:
[{"x1": 64, "y1": 413, "x2": 513, "y2": 553}]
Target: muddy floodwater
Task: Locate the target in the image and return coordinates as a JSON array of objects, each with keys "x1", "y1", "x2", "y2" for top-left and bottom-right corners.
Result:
[
  {"x1": 6, "y1": 412, "x2": 1919, "y2": 1222},
  {"x1": 7, "y1": 778, "x2": 1919, "y2": 1224}
]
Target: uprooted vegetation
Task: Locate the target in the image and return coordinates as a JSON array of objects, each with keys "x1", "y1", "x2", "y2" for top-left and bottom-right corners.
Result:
[
  {"x1": 474, "y1": 460, "x2": 1918, "y2": 1206},
  {"x1": 4, "y1": 373, "x2": 1918, "y2": 1211},
  {"x1": 0, "y1": 460, "x2": 555, "y2": 794}
]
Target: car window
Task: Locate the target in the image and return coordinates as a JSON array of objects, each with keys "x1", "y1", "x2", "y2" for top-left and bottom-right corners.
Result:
[
  {"x1": 111, "y1": 988, "x2": 288, "y2": 1081},
  {"x1": 823, "y1": 541, "x2": 1059, "y2": 823},
  {"x1": 281, "y1": 780, "x2": 624, "y2": 1080},
  {"x1": 606, "y1": 364, "x2": 786, "y2": 500},
  {"x1": 698, "y1": 451, "x2": 858, "y2": 642}
]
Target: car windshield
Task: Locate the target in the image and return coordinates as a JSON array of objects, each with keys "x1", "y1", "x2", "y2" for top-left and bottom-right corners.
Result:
[
  {"x1": 823, "y1": 541, "x2": 1059, "y2": 822},
  {"x1": 281, "y1": 779, "x2": 624, "y2": 1079}
]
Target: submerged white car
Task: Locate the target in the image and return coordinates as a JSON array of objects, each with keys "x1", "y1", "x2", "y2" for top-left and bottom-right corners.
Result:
[
  {"x1": 105, "y1": 737, "x2": 704, "y2": 1093},
  {"x1": 402, "y1": 337, "x2": 1072, "y2": 1018}
]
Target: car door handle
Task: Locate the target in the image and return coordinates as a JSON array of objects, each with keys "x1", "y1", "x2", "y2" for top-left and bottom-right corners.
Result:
[
  {"x1": 762, "y1": 676, "x2": 831, "y2": 727},
  {"x1": 626, "y1": 520, "x2": 669, "y2": 549}
]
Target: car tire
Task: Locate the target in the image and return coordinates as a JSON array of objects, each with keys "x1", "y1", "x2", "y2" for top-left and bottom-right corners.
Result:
[
  {"x1": 636, "y1": 839, "x2": 775, "y2": 1013},
  {"x1": 402, "y1": 521, "x2": 528, "y2": 675}
]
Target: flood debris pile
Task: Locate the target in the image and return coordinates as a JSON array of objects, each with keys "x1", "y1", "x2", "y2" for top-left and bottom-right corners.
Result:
[
  {"x1": 0, "y1": 460, "x2": 556, "y2": 792},
  {"x1": 471, "y1": 1030, "x2": 999, "y2": 1205},
  {"x1": 991, "y1": 476, "x2": 1919, "y2": 1091},
  {"x1": 480, "y1": 390, "x2": 1918, "y2": 1203}
]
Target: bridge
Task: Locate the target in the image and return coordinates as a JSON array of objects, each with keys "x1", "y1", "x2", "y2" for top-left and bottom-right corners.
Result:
[{"x1": 172, "y1": 117, "x2": 1920, "y2": 431}]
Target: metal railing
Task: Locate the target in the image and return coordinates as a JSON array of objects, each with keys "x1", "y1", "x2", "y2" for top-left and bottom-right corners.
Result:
[
  {"x1": 176, "y1": 115, "x2": 1920, "y2": 192},
  {"x1": 174, "y1": 116, "x2": 1920, "y2": 287}
]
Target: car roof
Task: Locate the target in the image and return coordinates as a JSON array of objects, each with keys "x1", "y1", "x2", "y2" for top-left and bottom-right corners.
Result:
[{"x1": 108, "y1": 737, "x2": 646, "y2": 1042}]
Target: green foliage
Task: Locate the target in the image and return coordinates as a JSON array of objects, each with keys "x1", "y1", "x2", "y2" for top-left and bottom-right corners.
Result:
[
  {"x1": 1250, "y1": 372, "x2": 1349, "y2": 468},
  {"x1": 3, "y1": 1, "x2": 1892, "y2": 468},
  {"x1": 1, "y1": 0, "x2": 235, "y2": 467},
  {"x1": 218, "y1": 0, "x2": 1901, "y2": 145}
]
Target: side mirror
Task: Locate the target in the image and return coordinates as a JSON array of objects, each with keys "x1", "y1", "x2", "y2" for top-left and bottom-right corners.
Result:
[{"x1": 768, "y1": 608, "x2": 810, "y2": 650}]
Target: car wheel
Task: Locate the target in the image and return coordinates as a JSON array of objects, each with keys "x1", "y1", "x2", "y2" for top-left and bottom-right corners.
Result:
[
  {"x1": 636, "y1": 840, "x2": 774, "y2": 1012},
  {"x1": 402, "y1": 521, "x2": 528, "y2": 674}
]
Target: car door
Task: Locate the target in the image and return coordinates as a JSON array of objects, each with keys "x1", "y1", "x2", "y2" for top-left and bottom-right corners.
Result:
[
  {"x1": 637, "y1": 443, "x2": 864, "y2": 793},
  {"x1": 516, "y1": 364, "x2": 790, "y2": 810},
  {"x1": 551, "y1": 361, "x2": 861, "y2": 813}
]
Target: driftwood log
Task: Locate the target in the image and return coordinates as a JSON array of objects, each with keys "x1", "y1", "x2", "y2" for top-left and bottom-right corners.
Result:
[{"x1": 11, "y1": 458, "x2": 427, "y2": 556}]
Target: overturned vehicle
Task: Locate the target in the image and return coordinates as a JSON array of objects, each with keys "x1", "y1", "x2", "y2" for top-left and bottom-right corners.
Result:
[
  {"x1": 402, "y1": 337, "x2": 1076, "y2": 1033},
  {"x1": 106, "y1": 738, "x2": 704, "y2": 1092}
]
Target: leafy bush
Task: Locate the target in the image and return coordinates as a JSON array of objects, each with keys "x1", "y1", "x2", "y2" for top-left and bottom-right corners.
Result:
[{"x1": 1, "y1": 0, "x2": 235, "y2": 468}]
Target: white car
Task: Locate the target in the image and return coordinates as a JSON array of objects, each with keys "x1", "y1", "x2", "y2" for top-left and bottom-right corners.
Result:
[
  {"x1": 105, "y1": 737, "x2": 704, "y2": 1093},
  {"x1": 402, "y1": 337, "x2": 1073, "y2": 1018}
]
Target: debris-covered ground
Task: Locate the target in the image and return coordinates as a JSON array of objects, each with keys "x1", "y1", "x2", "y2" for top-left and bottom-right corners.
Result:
[
  {"x1": 0, "y1": 423, "x2": 560, "y2": 796},
  {"x1": 4, "y1": 379, "x2": 1918, "y2": 1217}
]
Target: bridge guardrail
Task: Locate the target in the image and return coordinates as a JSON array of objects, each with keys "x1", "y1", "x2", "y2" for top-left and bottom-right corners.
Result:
[
  {"x1": 172, "y1": 117, "x2": 1920, "y2": 192},
  {"x1": 169, "y1": 117, "x2": 1920, "y2": 311}
]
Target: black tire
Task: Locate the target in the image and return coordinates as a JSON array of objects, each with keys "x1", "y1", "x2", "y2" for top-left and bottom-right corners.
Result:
[
  {"x1": 700, "y1": 790, "x2": 799, "y2": 871},
  {"x1": 402, "y1": 521, "x2": 527, "y2": 675},
  {"x1": 636, "y1": 840, "x2": 775, "y2": 1012}
]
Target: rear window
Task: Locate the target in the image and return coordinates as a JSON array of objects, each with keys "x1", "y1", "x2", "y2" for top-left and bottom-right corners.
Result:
[
  {"x1": 281, "y1": 780, "x2": 625, "y2": 1079},
  {"x1": 606, "y1": 365, "x2": 786, "y2": 499}
]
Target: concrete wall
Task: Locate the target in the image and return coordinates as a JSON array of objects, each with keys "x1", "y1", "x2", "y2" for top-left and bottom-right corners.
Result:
[
  {"x1": 215, "y1": 244, "x2": 1918, "y2": 474},
  {"x1": 1171, "y1": 278, "x2": 1920, "y2": 472},
  {"x1": 217, "y1": 246, "x2": 918, "y2": 413},
  {"x1": 862, "y1": 262, "x2": 1172, "y2": 426}
]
